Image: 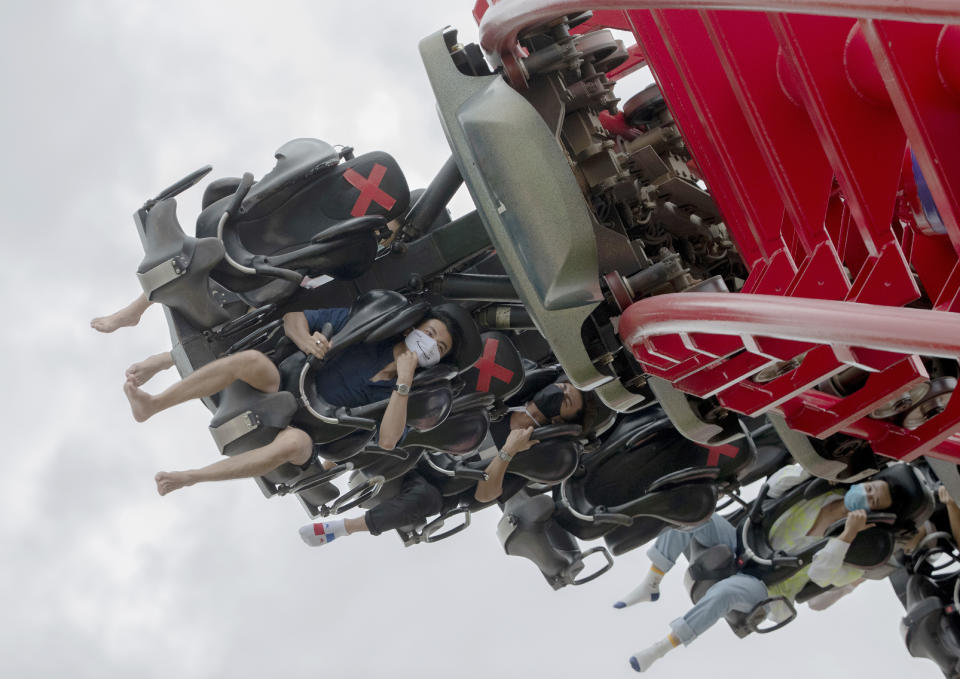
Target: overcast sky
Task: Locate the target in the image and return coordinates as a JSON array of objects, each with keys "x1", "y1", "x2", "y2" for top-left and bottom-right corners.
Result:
[{"x1": 0, "y1": 2, "x2": 937, "y2": 677}]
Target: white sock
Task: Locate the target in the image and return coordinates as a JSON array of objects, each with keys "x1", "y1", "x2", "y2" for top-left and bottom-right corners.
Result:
[
  {"x1": 299, "y1": 519, "x2": 348, "y2": 546},
  {"x1": 630, "y1": 635, "x2": 678, "y2": 672},
  {"x1": 614, "y1": 565, "x2": 665, "y2": 608}
]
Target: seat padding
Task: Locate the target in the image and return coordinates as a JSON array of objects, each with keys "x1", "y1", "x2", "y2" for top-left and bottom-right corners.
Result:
[
  {"x1": 208, "y1": 380, "x2": 298, "y2": 456},
  {"x1": 237, "y1": 150, "x2": 409, "y2": 253},
  {"x1": 402, "y1": 409, "x2": 489, "y2": 454},
  {"x1": 137, "y1": 199, "x2": 230, "y2": 329},
  {"x1": 402, "y1": 385, "x2": 453, "y2": 432},
  {"x1": 314, "y1": 428, "x2": 377, "y2": 462},
  {"x1": 603, "y1": 516, "x2": 667, "y2": 556},
  {"x1": 498, "y1": 491, "x2": 585, "y2": 590},
  {"x1": 459, "y1": 332, "x2": 525, "y2": 399},
  {"x1": 202, "y1": 176, "x2": 242, "y2": 209},
  {"x1": 239, "y1": 138, "x2": 341, "y2": 218},
  {"x1": 902, "y1": 595, "x2": 960, "y2": 675},
  {"x1": 610, "y1": 481, "x2": 719, "y2": 526},
  {"x1": 329, "y1": 290, "x2": 425, "y2": 357},
  {"x1": 509, "y1": 438, "x2": 581, "y2": 485}
]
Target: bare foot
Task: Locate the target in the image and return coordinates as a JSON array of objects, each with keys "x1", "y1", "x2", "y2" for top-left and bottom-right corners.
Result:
[
  {"x1": 126, "y1": 353, "x2": 173, "y2": 386},
  {"x1": 123, "y1": 379, "x2": 156, "y2": 422},
  {"x1": 155, "y1": 471, "x2": 194, "y2": 496},
  {"x1": 91, "y1": 307, "x2": 143, "y2": 333}
]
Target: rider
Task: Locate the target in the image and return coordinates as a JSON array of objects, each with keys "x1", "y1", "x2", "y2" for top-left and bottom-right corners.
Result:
[
  {"x1": 615, "y1": 462, "x2": 924, "y2": 672},
  {"x1": 298, "y1": 379, "x2": 603, "y2": 547},
  {"x1": 91, "y1": 220, "x2": 407, "y2": 384},
  {"x1": 90, "y1": 220, "x2": 405, "y2": 334},
  {"x1": 122, "y1": 303, "x2": 469, "y2": 496}
]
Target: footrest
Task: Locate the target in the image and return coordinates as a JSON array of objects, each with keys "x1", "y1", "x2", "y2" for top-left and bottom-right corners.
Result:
[
  {"x1": 423, "y1": 506, "x2": 472, "y2": 543},
  {"x1": 330, "y1": 474, "x2": 385, "y2": 514},
  {"x1": 567, "y1": 545, "x2": 614, "y2": 586}
]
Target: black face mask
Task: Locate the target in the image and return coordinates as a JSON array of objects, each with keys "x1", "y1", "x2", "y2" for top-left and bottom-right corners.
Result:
[{"x1": 532, "y1": 384, "x2": 564, "y2": 420}]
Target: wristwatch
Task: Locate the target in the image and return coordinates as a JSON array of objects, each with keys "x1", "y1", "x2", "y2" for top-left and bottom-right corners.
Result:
[
  {"x1": 393, "y1": 383, "x2": 411, "y2": 396},
  {"x1": 498, "y1": 449, "x2": 514, "y2": 462}
]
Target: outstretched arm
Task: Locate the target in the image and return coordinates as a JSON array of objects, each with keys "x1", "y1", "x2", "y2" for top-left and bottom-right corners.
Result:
[
  {"x1": 283, "y1": 311, "x2": 330, "y2": 359},
  {"x1": 808, "y1": 510, "x2": 872, "y2": 587},
  {"x1": 474, "y1": 427, "x2": 538, "y2": 503},
  {"x1": 766, "y1": 464, "x2": 813, "y2": 499},
  {"x1": 806, "y1": 579, "x2": 864, "y2": 611}
]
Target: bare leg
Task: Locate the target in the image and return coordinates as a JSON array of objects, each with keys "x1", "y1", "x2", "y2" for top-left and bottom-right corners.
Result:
[
  {"x1": 126, "y1": 351, "x2": 175, "y2": 386},
  {"x1": 123, "y1": 350, "x2": 280, "y2": 422},
  {"x1": 155, "y1": 427, "x2": 312, "y2": 496},
  {"x1": 91, "y1": 293, "x2": 152, "y2": 333},
  {"x1": 344, "y1": 516, "x2": 369, "y2": 534}
]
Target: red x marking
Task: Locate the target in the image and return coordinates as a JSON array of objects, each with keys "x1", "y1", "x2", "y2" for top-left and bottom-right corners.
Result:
[
  {"x1": 343, "y1": 163, "x2": 396, "y2": 217},
  {"x1": 704, "y1": 444, "x2": 739, "y2": 467},
  {"x1": 474, "y1": 338, "x2": 515, "y2": 392}
]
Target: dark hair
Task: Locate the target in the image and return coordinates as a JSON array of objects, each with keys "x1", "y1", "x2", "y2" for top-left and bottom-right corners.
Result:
[
  {"x1": 553, "y1": 378, "x2": 608, "y2": 434},
  {"x1": 578, "y1": 389, "x2": 608, "y2": 434},
  {"x1": 872, "y1": 464, "x2": 929, "y2": 531},
  {"x1": 422, "y1": 309, "x2": 460, "y2": 361}
]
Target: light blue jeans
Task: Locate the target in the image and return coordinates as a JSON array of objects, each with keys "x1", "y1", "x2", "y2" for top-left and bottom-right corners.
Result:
[{"x1": 647, "y1": 514, "x2": 768, "y2": 645}]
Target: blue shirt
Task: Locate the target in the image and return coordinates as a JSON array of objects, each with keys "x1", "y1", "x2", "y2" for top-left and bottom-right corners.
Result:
[{"x1": 303, "y1": 308, "x2": 398, "y2": 408}]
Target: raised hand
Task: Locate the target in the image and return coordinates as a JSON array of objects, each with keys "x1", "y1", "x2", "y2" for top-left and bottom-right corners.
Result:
[
  {"x1": 502, "y1": 426, "x2": 539, "y2": 457},
  {"x1": 840, "y1": 509, "x2": 874, "y2": 542},
  {"x1": 300, "y1": 331, "x2": 330, "y2": 359},
  {"x1": 939, "y1": 485, "x2": 957, "y2": 507},
  {"x1": 396, "y1": 349, "x2": 418, "y2": 384}
]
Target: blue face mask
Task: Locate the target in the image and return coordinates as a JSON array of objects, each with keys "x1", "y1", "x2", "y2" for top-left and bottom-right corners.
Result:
[{"x1": 844, "y1": 484, "x2": 870, "y2": 512}]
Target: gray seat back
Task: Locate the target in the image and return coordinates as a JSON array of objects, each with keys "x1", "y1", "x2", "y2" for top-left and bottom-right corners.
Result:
[{"x1": 135, "y1": 199, "x2": 230, "y2": 330}]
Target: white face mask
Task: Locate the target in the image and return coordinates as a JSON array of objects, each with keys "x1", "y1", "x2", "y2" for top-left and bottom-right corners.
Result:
[
  {"x1": 508, "y1": 405, "x2": 540, "y2": 428},
  {"x1": 405, "y1": 328, "x2": 441, "y2": 367}
]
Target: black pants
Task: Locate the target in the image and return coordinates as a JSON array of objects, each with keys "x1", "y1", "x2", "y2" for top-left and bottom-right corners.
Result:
[{"x1": 364, "y1": 471, "x2": 444, "y2": 536}]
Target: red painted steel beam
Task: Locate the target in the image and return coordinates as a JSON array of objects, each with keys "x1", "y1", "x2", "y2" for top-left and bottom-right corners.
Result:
[
  {"x1": 778, "y1": 388, "x2": 960, "y2": 461},
  {"x1": 862, "y1": 20, "x2": 960, "y2": 256},
  {"x1": 629, "y1": 9, "x2": 782, "y2": 266},
  {"x1": 621, "y1": 294, "x2": 960, "y2": 461},
  {"x1": 701, "y1": 10, "x2": 835, "y2": 252}
]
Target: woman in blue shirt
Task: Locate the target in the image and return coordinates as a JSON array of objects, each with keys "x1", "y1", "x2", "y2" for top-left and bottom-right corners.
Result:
[{"x1": 122, "y1": 306, "x2": 463, "y2": 497}]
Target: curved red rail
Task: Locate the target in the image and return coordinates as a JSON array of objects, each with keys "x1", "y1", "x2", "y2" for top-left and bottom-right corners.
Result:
[{"x1": 620, "y1": 292, "x2": 960, "y2": 358}]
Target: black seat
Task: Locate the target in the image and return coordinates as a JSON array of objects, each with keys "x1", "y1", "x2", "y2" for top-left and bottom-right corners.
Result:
[
  {"x1": 402, "y1": 400, "x2": 492, "y2": 453},
  {"x1": 135, "y1": 198, "x2": 232, "y2": 330},
  {"x1": 239, "y1": 138, "x2": 341, "y2": 216},
  {"x1": 557, "y1": 410, "x2": 731, "y2": 543},
  {"x1": 208, "y1": 381, "x2": 298, "y2": 456},
  {"x1": 497, "y1": 489, "x2": 613, "y2": 590},
  {"x1": 195, "y1": 141, "x2": 409, "y2": 305},
  {"x1": 902, "y1": 573, "x2": 960, "y2": 677}
]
